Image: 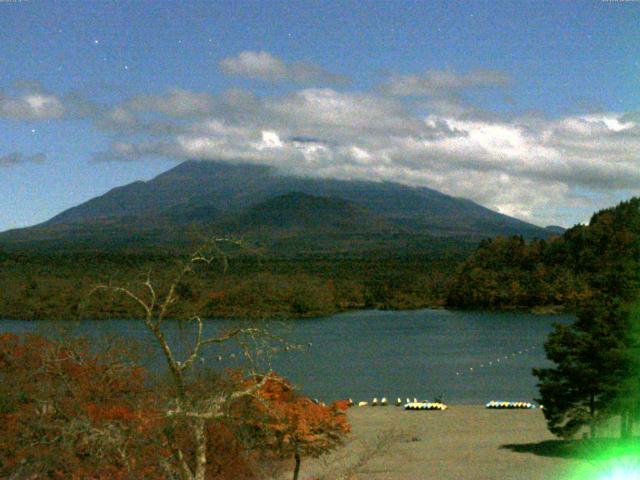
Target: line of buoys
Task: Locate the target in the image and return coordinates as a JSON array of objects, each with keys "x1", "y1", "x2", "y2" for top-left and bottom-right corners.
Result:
[
  {"x1": 404, "y1": 401, "x2": 448, "y2": 411},
  {"x1": 485, "y1": 400, "x2": 535, "y2": 409},
  {"x1": 454, "y1": 344, "x2": 539, "y2": 377}
]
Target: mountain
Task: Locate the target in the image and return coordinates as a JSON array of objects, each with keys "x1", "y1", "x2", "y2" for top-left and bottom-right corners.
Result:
[
  {"x1": 544, "y1": 225, "x2": 567, "y2": 235},
  {"x1": 221, "y1": 192, "x2": 391, "y2": 234},
  {"x1": 0, "y1": 160, "x2": 554, "y2": 254}
]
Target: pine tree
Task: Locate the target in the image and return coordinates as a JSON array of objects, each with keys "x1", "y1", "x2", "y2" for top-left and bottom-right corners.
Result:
[
  {"x1": 533, "y1": 295, "x2": 629, "y2": 438},
  {"x1": 534, "y1": 198, "x2": 640, "y2": 439}
]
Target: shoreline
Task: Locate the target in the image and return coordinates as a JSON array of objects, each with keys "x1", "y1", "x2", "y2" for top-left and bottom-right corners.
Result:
[
  {"x1": 0, "y1": 304, "x2": 570, "y2": 322},
  {"x1": 300, "y1": 406, "x2": 582, "y2": 480}
]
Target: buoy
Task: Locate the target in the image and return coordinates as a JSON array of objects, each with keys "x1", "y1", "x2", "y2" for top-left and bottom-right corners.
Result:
[
  {"x1": 396, "y1": 397, "x2": 402, "y2": 406},
  {"x1": 358, "y1": 401, "x2": 368, "y2": 407},
  {"x1": 347, "y1": 398, "x2": 354, "y2": 407},
  {"x1": 380, "y1": 397, "x2": 388, "y2": 406},
  {"x1": 372, "y1": 398, "x2": 378, "y2": 406}
]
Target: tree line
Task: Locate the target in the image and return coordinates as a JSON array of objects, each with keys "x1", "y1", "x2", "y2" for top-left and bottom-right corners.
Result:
[
  {"x1": 446, "y1": 199, "x2": 639, "y2": 312},
  {"x1": 0, "y1": 251, "x2": 458, "y2": 321}
]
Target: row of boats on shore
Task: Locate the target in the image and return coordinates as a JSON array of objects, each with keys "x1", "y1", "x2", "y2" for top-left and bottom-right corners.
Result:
[{"x1": 341, "y1": 398, "x2": 539, "y2": 410}]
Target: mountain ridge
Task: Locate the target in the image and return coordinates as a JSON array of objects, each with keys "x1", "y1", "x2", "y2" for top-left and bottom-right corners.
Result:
[{"x1": 0, "y1": 160, "x2": 559, "y2": 253}]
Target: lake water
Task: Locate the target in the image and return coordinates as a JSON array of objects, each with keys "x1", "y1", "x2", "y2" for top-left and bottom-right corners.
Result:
[{"x1": 0, "y1": 309, "x2": 572, "y2": 404}]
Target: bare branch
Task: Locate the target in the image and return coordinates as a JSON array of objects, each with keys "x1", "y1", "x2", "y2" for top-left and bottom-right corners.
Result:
[
  {"x1": 178, "y1": 316, "x2": 204, "y2": 373},
  {"x1": 199, "y1": 327, "x2": 263, "y2": 347}
]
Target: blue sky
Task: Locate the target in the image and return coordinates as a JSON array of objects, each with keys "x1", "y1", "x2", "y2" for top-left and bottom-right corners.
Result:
[{"x1": 1, "y1": 0, "x2": 639, "y2": 231}]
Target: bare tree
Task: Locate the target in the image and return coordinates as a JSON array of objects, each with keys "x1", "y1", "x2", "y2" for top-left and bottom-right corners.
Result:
[{"x1": 88, "y1": 239, "x2": 282, "y2": 480}]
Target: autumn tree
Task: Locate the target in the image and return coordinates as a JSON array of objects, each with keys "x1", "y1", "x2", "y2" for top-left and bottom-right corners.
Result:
[
  {"x1": 0, "y1": 333, "x2": 165, "y2": 479},
  {"x1": 242, "y1": 374, "x2": 350, "y2": 480}
]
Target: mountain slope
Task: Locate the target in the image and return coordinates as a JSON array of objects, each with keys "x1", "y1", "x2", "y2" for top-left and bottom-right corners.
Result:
[
  {"x1": 0, "y1": 160, "x2": 554, "y2": 253},
  {"x1": 43, "y1": 160, "x2": 545, "y2": 236},
  {"x1": 222, "y1": 192, "x2": 392, "y2": 234}
]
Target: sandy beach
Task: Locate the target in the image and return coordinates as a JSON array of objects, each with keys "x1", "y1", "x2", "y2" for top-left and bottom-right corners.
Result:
[{"x1": 301, "y1": 405, "x2": 585, "y2": 480}]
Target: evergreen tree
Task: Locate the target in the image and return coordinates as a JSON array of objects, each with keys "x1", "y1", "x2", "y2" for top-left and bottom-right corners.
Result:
[
  {"x1": 533, "y1": 295, "x2": 629, "y2": 438},
  {"x1": 534, "y1": 198, "x2": 640, "y2": 439}
]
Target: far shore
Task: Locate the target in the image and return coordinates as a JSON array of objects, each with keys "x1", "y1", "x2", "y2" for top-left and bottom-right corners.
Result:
[{"x1": 0, "y1": 303, "x2": 570, "y2": 322}]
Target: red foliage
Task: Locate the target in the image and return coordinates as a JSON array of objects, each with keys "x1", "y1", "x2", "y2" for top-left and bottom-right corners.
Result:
[
  {"x1": 0, "y1": 335, "x2": 348, "y2": 480},
  {"x1": 208, "y1": 290, "x2": 226, "y2": 300},
  {"x1": 331, "y1": 399, "x2": 350, "y2": 411},
  {"x1": 0, "y1": 334, "x2": 165, "y2": 479},
  {"x1": 247, "y1": 375, "x2": 350, "y2": 468}
]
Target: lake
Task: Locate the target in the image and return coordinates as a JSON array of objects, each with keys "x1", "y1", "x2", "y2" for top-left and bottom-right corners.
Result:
[{"x1": 0, "y1": 309, "x2": 572, "y2": 404}]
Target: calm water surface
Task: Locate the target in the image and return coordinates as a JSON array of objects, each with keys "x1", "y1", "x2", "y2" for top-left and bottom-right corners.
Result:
[{"x1": 0, "y1": 309, "x2": 572, "y2": 404}]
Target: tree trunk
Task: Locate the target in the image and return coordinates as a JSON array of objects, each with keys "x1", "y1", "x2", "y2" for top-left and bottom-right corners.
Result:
[
  {"x1": 624, "y1": 409, "x2": 634, "y2": 438},
  {"x1": 292, "y1": 452, "x2": 301, "y2": 480},
  {"x1": 589, "y1": 393, "x2": 596, "y2": 439},
  {"x1": 621, "y1": 409, "x2": 630, "y2": 438},
  {"x1": 194, "y1": 418, "x2": 208, "y2": 480}
]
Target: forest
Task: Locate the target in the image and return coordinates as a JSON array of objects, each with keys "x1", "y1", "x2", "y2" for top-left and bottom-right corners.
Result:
[
  {"x1": 0, "y1": 249, "x2": 462, "y2": 321},
  {"x1": 0, "y1": 198, "x2": 638, "y2": 321},
  {"x1": 447, "y1": 197, "x2": 640, "y2": 311}
]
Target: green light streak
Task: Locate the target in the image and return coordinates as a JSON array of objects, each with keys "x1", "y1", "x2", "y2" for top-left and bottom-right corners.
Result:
[{"x1": 567, "y1": 440, "x2": 640, "y2": 480}]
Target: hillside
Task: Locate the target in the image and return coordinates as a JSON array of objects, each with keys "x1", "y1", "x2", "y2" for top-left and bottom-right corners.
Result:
[
  {"x1": 446, "y1": 197, "x2": 640, "y2": 310},
  {"x1": 0, "y1": 160, "x2": 554, "y2": 254}
]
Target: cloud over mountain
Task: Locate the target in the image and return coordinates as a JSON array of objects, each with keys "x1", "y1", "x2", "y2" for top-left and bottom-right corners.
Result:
[
  {"x1": 86, "y1": 78, "x2": 638, "y2": 226},
  {"x1": 3, "y1": 60, "x2": 639, "y2": 227}
]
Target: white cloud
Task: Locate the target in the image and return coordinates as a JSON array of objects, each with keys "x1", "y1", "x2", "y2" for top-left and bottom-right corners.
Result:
[
  {"x1": 0, "y1": 93, "x2": 65, "y2": 120},
  {"x1": 257, "y1": 131, "x2": 284, "y2": 150},
  {"x1": 219, "y1": 51, "x2": 348, "y2": 85},
  {"x1": 94, "y1": 86, "x2": 640, "y2": 227},
  {"x1": 0, "y1": 152, "x2": 46, "y2": 166},
  {"x1": 385, "y1": 68, "x2": 511, "y2": 97},
  {"x1": 125, "y1": 88, "x2": 215, "y2": 117}
]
